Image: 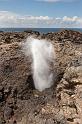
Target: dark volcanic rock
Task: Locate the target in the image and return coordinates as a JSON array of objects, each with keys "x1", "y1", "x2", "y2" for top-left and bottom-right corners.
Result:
[
  {"x1": 24, "y1": 29, "x2": 40, "y2": 35},
  {"x1": 0, "y1": 92, "x2": 3, "y2": 101},
  {"x1": 0, "y1": 30, "x2": 82, "y2": 124},
  {"x1": 4, "y1": 105, "x2": 14, "y2": 119},
  {"x1": 45, "y1": 29, "x2": 82, "y2": 44}
]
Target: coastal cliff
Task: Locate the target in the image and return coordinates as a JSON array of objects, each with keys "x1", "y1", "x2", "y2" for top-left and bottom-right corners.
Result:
[{"x1": 0, "y1": 30, "x2": 82, "y2": 124}]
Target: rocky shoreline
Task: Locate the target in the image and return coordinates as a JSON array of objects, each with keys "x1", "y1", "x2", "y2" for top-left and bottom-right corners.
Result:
[{"x1": 0, "y1": 30, "x2": 82, "y2": 124}]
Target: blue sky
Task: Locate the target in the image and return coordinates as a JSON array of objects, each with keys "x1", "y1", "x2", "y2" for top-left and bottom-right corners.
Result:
[{"x1": 0, "y1": 0, "x2": 82, "y2": 28}]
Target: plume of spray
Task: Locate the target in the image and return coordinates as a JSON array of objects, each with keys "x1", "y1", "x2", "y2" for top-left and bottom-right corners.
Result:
[{"x1": 22, "y1": 37, "x2": 55, "y2": 91}]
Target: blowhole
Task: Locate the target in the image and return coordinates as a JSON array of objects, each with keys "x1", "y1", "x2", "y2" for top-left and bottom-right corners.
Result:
[{"x1": 26, "y1": 74, "x2": 35, "y2": 90}]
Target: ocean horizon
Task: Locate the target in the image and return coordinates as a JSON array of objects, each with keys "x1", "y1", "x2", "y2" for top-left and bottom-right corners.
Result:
[{"x1": 0, "y1": 28, "x2": 82, "y2": 33}]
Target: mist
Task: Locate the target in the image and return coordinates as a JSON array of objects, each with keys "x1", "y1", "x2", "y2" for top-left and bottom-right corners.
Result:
[{"x1": 22, "y1": 37, "x2": 55, "y2": 91}]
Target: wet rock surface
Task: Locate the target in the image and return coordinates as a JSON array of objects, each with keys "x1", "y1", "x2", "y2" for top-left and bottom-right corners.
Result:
[{"x1": 0, "y1": 30, "x2": 82, "y2": 124}]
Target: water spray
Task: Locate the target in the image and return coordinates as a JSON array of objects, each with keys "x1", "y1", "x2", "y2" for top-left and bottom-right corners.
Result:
[{"x1": 22, "y1": 37, "x2": 55, "y2": 91}]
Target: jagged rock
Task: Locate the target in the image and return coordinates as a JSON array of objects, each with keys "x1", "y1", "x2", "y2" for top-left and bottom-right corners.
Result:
[
  {"x1": 4, "y1": 105, "x2": 14, "y2": 120},
  {"x1": 0, "y1": 118, "x2": 6, "y2": 124},
  {"x1": 0, "y1": 30, "x2": 82, "y2": 124},
  {"x1": 0, "y1": 92, "x2": 3, "y2": 101},
  {"x1": 0, "y1": 86, "x2": 4, "y2": 92}
]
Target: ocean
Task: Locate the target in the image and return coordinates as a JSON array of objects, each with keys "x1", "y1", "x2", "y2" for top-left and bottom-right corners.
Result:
[{"x1": 0, "y1": 28, "x2": 82, "y2": 33}]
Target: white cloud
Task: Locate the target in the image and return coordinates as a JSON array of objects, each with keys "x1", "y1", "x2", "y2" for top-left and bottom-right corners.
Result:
[{"x1": 0, "y1": 11, "x2": 82, "y2": 28}]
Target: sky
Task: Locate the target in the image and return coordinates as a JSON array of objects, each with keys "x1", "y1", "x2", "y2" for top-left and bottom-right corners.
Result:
[{"x1": 0, "y1": 0, "x2": 82, "y2": 28}]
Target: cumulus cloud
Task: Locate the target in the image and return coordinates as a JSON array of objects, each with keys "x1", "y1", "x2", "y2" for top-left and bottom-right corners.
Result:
[{"x1": 0, "y1": 11, "x2": 82, "y2": 28}]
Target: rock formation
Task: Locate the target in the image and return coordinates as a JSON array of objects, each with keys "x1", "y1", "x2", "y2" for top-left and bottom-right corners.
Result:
[{"x1": 0, "y1": 30, "x2": 82, "y2": 124}]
